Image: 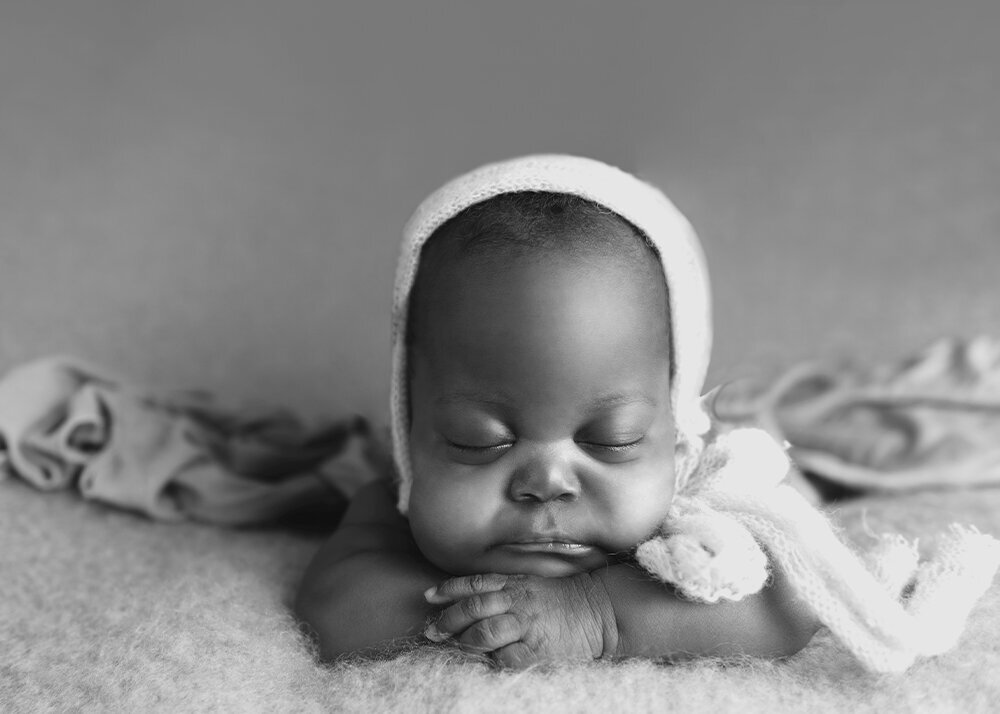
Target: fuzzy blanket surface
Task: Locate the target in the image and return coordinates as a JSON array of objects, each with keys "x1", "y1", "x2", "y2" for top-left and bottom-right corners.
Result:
[{"x1": 3, "y1": 472, "x2": 999, "y2": 713}]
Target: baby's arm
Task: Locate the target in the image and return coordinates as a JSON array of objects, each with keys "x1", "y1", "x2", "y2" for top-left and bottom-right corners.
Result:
[
  {"x1": 427, "y1": 563, "x2": 819, "y2": 667},
  {"x1": 294, "y1": 479, "x2": 446, "y2": 660},
  {"x1": 593, "y1": 562, "x2": 819, "y2": 660}
]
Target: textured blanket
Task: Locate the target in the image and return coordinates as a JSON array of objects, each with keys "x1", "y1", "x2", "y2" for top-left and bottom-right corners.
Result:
[{"x1": 3, "y1": 471, "x2": 998, "y2": 712}]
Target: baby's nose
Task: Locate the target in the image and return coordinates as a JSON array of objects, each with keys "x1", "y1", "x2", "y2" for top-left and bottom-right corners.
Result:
[{"x1": 508, "y1": 450, "x2": 581, "y2": 503}]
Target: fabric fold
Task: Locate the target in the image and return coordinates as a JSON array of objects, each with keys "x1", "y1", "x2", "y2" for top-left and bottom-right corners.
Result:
[
  {"x1": 0, "y1": 356, "x2": 381, "y2": 527},
  {"x1": 713, "y1": 336, "x2": 1000, "y2": 496}
]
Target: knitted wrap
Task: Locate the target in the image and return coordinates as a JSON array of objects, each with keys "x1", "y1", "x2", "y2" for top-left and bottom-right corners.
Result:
[
  {"x1": 637, "y1": 413, "x2": 1000, "y2": 672},
  {"x1": 389, "y1": 154, "x2": 1000, "y2": 672}
]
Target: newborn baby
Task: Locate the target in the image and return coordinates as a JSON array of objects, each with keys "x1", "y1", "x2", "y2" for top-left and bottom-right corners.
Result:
[{"x1": 296, "y1": 155, "x2": 816, "y2": 666}]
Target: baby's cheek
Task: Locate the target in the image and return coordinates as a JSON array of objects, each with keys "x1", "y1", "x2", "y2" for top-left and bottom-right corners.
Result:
[
  {"x1": 408, "y1": 474, "x2": 491, "y2": 574},
  {"x1": 605, "y1": 472, "x2": 675, "y2": 547}
]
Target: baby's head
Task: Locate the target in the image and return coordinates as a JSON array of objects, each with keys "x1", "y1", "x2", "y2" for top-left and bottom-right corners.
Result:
[{"x1": 389, "y1": 155, "x2": 711, "y2": 577}]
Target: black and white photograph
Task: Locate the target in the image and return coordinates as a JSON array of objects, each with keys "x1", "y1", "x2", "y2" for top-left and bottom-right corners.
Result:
[{"x1": 2, "y1": 2, "x2": 999, "y2": 711}]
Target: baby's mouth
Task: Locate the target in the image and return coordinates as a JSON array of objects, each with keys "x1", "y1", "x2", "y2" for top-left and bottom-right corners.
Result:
[{"x1": 496, "y1": 539, "x2": 599, "y2": 556}]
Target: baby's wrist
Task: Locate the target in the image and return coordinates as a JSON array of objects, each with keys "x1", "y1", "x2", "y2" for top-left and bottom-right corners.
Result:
[{"x1": 582, "y1": 570, "x2": 621, "y2": 659}]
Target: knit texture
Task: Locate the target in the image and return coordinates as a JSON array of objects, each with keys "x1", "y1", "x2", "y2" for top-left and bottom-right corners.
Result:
[{"x1": 635, "y1": 418, "x2": 1000, "y2": 672}]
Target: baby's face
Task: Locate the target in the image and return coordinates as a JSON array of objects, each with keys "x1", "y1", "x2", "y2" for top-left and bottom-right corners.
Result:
[{"x1": 407, "y1": 241, "x2": 676, "y2": 577}]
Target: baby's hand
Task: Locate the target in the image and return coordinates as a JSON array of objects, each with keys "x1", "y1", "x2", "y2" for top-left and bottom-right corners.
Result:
[{"x1": 423, "y1": 573, "x2": 617, "y2": 669}]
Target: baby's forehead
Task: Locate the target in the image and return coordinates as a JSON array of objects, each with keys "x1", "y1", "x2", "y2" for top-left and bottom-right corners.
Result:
[
  {"x1": 412, "y1": 243, "x2": 673, "y2": 402},
  {"x1": 413, "y1": 234, "x2": 670, "y2": 353}
]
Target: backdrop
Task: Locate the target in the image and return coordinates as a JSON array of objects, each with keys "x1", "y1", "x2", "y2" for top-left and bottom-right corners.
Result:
[{"x1": 1, "y1": 0, "x2": 997, "y2": 425}]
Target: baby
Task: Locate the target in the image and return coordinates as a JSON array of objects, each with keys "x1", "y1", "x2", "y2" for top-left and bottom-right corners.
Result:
[
  {"x1": 296, "y1": 155, "x2": 998, "y2": 671},
  {"x1": 295, "y1": 155, "x2": 817, "y2": 667}
]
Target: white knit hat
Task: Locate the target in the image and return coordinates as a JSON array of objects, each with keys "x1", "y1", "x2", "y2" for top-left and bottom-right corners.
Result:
[{"x1": 390, "y1": 154, "x2": 712, "y2": 513}]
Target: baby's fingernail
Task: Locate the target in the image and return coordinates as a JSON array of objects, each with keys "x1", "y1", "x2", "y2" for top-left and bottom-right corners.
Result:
[
  {"x1": 424, "y1": 586, "x2": 448, "y2": 604},
  {"x1": 424, "y1": 624, "x2": 449, "y2": 642}
]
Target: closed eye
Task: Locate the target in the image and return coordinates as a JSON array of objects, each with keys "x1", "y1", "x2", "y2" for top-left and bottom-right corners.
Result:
[
  {"x1": 445, "y1": 439, "x2": 513, "y2": 454},
  {"x1": 578, "y1": 437, "x2": 645, "y2": 454}
]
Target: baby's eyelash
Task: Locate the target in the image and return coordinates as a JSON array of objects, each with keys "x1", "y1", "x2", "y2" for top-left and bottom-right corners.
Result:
[
  {"x1": 581, "y1": 437, "x2": 645, "y2": 453},
  {"x1": 443, "y1": 437, "x2": 645, "y2": 454},
  {"x1": 445, "y1": 439, "x2": 512, "y2": 453}
]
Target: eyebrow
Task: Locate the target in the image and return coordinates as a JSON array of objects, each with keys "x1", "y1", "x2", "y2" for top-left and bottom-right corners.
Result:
[
  {"x1": 584, "y1": 391, "x2": 657, "y2": 411},
  {"x1": 433, "y1": 389, "x2": 656, "y2": 410},
  {"x1": 433, "y1": 389, "x2": 513, "y2": 408}
]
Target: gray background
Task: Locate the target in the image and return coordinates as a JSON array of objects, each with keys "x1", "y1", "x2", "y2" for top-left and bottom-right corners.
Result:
[{"x1": 1, "y1": 0, "x2": 997, "y2": 424}]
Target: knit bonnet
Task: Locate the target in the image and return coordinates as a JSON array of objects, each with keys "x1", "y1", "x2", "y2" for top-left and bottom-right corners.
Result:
[{"x1": 389, "y1": 154, "x2": 1000, "y2": 673}]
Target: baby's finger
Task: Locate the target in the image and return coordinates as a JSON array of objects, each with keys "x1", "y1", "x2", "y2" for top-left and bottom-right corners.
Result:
[
  {"x1": 425, "y1": 573, "x2": 514, "y2": 605},
  {"x1": 424, "y1": 589, "x2": 515, "y2": 642},
  {"x1": 491, "y1": 641, "x2": 540, "y2": 670},
  {"x1": 455, "y1": 614, "x2": 524, "y2": 655}
]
